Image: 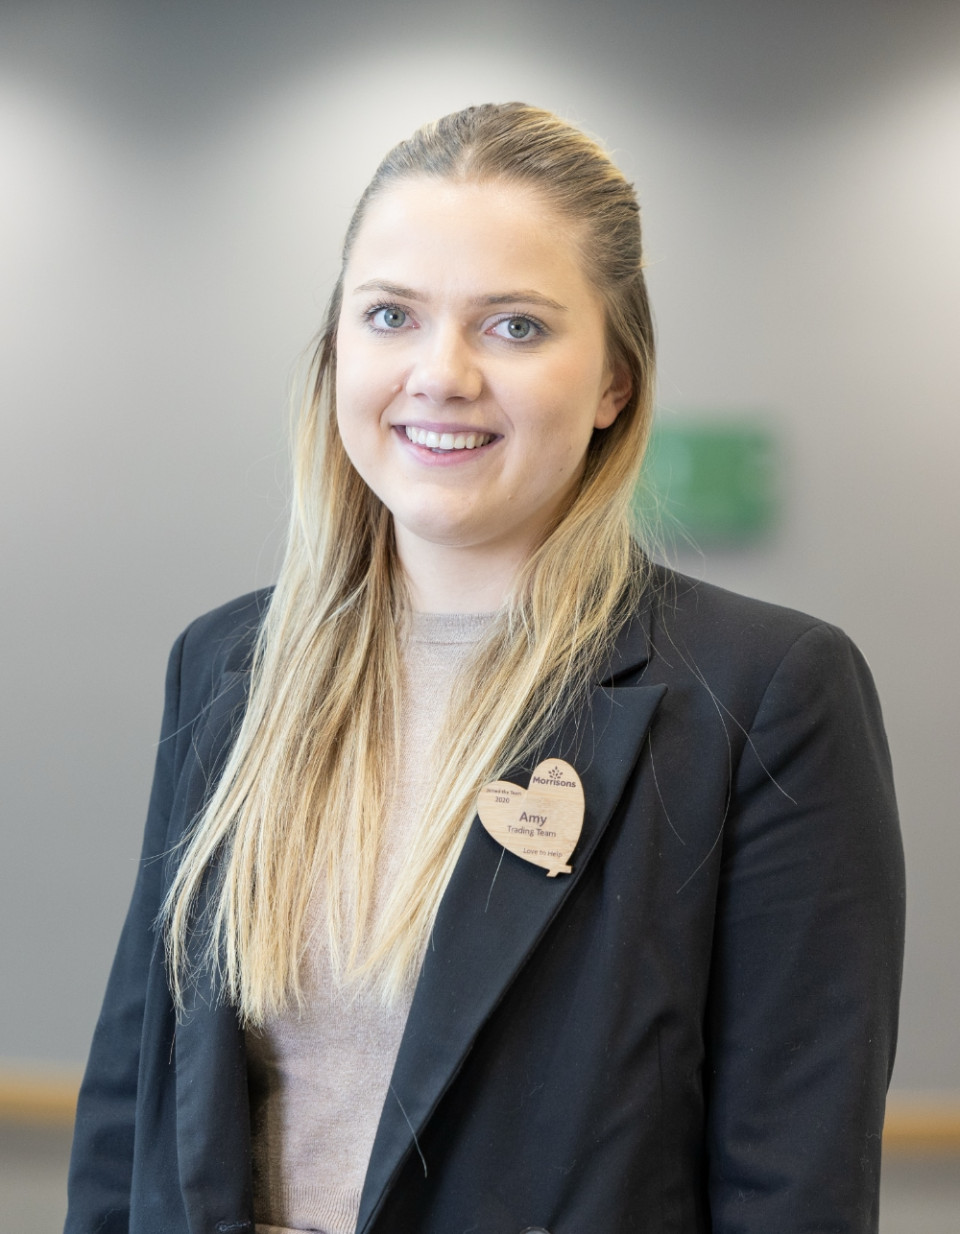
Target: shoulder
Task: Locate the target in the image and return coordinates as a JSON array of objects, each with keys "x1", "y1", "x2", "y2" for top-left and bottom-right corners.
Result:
[
  {"x1": 178, "y1": 587, "x2": 272, "y2": 668},
  {"x1": 647, "y1": 563, "x2": 825, "y2": 645},
  {"x1": 644, "y1": 562, "x2": 857, "y2": 676},
  {"x1": 167, "y1": 587, "x2": 272, "y2": 721},
  {"x1": 633, "y1": 564, "x2": 882, "y2": 737}
]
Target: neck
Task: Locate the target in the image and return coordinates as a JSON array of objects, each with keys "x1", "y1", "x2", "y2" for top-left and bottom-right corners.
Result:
[{"x1": 396, "y1": 531, "x2": 526, "y2": 613}]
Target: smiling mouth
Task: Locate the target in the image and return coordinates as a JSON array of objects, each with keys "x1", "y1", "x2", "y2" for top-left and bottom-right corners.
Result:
[{"x1": 404, "y1": 426, "x2": 496, "y2": 452}]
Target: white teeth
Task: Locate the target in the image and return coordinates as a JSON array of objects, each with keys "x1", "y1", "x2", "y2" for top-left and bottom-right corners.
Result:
[{"x1": 405, "y1": 426, "x2": 493, "y2": 451}]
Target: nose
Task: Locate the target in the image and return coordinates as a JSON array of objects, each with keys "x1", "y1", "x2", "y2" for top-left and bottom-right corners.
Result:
[{"x1": 404, "y1": 323, "x2": 483, "y2": 404}]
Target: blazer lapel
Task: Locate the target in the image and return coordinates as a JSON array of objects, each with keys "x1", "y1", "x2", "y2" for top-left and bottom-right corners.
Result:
[
  {"x1": 172, "y1": 668, "x2": 256, "y2": 1234},
  {"x1": 357, "y1": 649, "x2": 666, "y2": 1231}
]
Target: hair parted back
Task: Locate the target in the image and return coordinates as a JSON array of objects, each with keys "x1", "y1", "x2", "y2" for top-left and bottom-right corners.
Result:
[{"x1": 164, "y1": 102, "x2": 657, "y2": 1022}]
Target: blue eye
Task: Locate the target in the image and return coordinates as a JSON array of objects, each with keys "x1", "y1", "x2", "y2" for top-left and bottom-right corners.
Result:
[
  {"x1": 370, "y1": 305, "x2": 408, "y2": 330},
  {"x1": 491, "y1": 314, "x2": 545, "y2": 341}
]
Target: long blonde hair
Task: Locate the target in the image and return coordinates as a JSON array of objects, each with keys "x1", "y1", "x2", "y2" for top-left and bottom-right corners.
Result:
[{"x1": 163, "y1": 103, "x2": 656, "y2": 1022}]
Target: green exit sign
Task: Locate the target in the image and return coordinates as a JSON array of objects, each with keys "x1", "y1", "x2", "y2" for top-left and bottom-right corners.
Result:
[{"x1": 634, "y1": 417, "x2": 782, "y2": 545}]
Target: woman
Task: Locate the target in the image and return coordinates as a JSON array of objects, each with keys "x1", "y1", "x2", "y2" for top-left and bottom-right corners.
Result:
[{"x1": 65, "y1": 103, "x2": 905, "y2": 1234}]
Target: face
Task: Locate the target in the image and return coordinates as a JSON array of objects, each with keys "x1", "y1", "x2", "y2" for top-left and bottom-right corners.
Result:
[{"x1": 335, "y1": 177, "x2": 630, "y2": 581}]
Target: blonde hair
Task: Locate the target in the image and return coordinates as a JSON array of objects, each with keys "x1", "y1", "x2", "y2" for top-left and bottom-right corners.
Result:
[{"x1": 163, "y1": 102, "x2": 656, "y2": 1022}]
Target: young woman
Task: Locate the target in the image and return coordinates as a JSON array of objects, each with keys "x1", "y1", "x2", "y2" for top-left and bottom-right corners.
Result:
[{"x1": 65, "y1": 103, "x2": 905, "y2": 1234}]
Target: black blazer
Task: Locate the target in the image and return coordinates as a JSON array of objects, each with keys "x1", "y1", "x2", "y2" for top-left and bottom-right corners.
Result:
[{"x1": 65, "y1": 567, "x2": 905, "y2": 1234}]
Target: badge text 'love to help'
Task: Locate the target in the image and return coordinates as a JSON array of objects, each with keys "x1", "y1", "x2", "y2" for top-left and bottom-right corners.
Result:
[{"x1": 477, "y1": 758, "x2": 585, "y2": 877}]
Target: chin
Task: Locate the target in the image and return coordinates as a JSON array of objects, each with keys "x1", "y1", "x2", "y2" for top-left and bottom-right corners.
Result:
[
  {"x1": 396, "y1": 505, "x2": 480, "y2": 545},
  {"x1": 404, "y1": 522, "x2": 478, "y2": 549}
]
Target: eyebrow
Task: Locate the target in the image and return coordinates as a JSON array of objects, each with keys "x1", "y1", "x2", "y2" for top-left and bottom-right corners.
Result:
[{"x1": 351, "y1": 280, "x2": 568, "y2": 312}]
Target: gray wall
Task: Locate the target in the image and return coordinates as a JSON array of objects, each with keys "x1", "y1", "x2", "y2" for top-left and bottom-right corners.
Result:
[{"x1": 1, "y1": 0, "x2": 957, "y2": 1092}]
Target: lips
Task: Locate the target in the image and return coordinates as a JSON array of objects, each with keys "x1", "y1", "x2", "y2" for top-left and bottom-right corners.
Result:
[{"x1": 403, "y1": 426, "x2": 495, "y2": 451}]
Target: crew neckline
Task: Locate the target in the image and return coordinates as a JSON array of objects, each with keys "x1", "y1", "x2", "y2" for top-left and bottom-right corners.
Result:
[{"x1": 407, "y1": 610, "x2": 496, "y2": 645}]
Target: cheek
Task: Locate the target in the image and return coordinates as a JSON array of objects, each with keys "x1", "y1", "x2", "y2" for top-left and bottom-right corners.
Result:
[
  {"x1": 337, "y1": 350, "x2": 403, "y2": 424},
  {"x1": 335, "y1": 365, "x2": 375, "y2": 440},
  {"x1": 517, "y1": 376, "x2": 604, "y2": 462},
  {"x1": 526, "y1": 348, "x2": 607, "y2": 412},
  {"x1": 334, "y1": 369, "x2": 373, "y2": 465}
]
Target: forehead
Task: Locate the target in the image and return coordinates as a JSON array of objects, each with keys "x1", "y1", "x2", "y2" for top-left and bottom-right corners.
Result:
[{"x1": 345, "y1": 177, "x2": 593, "y2": 298}]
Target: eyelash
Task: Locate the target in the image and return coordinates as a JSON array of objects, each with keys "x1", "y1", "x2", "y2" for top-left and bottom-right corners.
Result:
[
  {"x1": 488, "y1": 313, "x2": 548, "y2": 342},
  {"x1": 364, "y1": 303, "x2": 412, "y2": 334},
  {"x1": 362, "y1": 303, "x2": 549, "y2": 341}
]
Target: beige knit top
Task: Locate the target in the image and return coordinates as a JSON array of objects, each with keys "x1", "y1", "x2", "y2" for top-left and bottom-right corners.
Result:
[{"x1": 247, "y1": 611, "x2": 492, "y2": 1234}]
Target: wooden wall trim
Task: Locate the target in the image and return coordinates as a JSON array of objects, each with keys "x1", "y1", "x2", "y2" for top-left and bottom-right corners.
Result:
[
  {"x1": 2, "y1": 1070, "x2": 959, "y2": 1152},
  {"x1": 883, "y1": 1099, "x2": 960, "y2": 1153},
  {"x1": 0, "y1": 1069, "x2": 81, "y2": 1125}
]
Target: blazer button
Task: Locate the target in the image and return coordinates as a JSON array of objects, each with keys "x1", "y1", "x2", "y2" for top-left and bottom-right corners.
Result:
[{"x1": 520, "y1": 1228, "x2": 551, "y2": 1233}]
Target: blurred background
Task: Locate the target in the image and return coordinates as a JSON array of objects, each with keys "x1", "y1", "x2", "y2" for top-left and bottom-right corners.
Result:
[{"x1": 1, "y1": 0, "x2": 958, "y2": 1226}]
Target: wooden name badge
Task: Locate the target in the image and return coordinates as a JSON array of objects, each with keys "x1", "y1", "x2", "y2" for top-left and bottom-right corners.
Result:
[{"x1": 477, "y1": 758, "x2": 585, "y2": 877}]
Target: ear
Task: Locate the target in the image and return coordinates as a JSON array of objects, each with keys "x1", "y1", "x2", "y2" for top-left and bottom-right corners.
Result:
[{"x1": 594, "y1": 364, "x2": 633, "y2": 430}]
